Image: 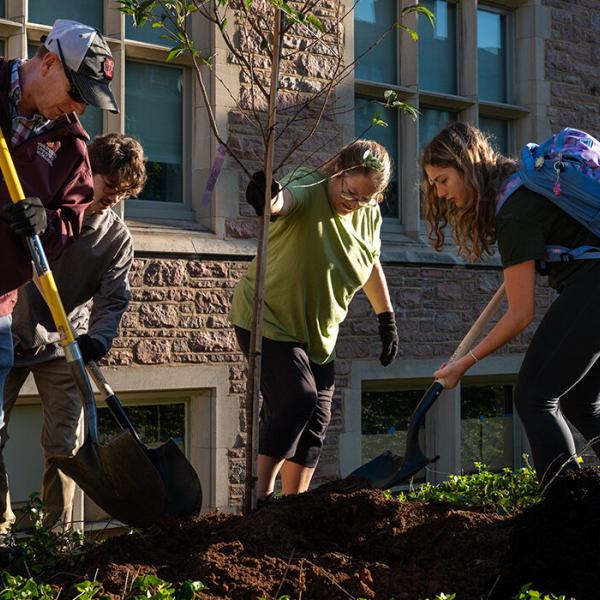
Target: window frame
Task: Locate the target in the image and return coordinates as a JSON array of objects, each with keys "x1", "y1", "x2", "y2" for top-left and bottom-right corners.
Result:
[{"x1": 352, "y1": 0, "x2": 541, "y2": 255}]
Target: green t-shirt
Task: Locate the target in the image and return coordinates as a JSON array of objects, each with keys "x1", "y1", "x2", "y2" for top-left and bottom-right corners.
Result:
[
  {"x1": 495, "y1": 188, "x2": 600, "y2": 292},
  {"x1": 229, "y1": 168, "x2": 382, "y2": 364}
]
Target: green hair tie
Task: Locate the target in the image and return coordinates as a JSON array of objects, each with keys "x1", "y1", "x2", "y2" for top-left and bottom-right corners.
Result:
[{"x1": 361, "y1": 149, "x2": 383, "y2": 172}]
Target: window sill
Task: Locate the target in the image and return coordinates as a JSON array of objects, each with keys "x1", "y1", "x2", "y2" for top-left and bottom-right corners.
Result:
[
  {"x1": 127, "y1": 219, "x2": 257, "y2": 257},
  {"x1": 380, "y1": 227, "x2": 502, "y2": 268}
]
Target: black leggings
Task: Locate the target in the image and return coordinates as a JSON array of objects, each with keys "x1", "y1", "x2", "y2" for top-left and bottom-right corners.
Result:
[
  {"x1": 514, "y1": 262, "x2": 600, "y2": 486},
  {"x1": 234, "y1": 327, "x2": 335, "y2": 468}
]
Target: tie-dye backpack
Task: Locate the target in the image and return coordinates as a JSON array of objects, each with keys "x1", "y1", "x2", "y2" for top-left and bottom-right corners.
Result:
[{"x1": 496, "y1": 128, "x2": 600, "y2": 264}]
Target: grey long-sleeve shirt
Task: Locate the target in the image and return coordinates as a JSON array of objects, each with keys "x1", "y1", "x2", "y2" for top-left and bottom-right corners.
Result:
[{"x1": 11, "y1": 209, "x2": 133, "y2": 366}]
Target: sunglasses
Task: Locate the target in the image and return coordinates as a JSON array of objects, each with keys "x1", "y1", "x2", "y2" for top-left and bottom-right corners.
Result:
[
  {"x1": 340, "y1": 176, "x2": 377, "y2": 208},
  {"x1": 56, "y1": 39, "x2": 87, "y2": 105}
]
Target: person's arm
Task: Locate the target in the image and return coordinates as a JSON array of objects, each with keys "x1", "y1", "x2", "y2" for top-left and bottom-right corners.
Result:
[
  {"x1": 363, "y1": 259, "x2": 393, "y2": 313},
  {"x1": 434, "y1": 259, "x2": 536, "y2": 388},
  {"x1": 363, "y1": 259, "x2": 398, "y2": 366},
  {"x1": 78, "y1": 232, "x2": 134, "y2": 362},
  {"x1": 246, "y1": 171, "x2": 294, "y2": 217}
]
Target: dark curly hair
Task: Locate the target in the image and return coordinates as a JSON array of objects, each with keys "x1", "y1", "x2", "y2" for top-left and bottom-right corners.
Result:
[{"x1": 88, "y1": 133, "x2": 147, "y2": 198}]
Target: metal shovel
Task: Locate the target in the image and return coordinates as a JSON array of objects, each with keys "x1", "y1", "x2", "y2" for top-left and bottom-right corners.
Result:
[
  {"x1": 0, "y1": 126, "x2": 166, "y2": 528},
  {"x1": 351, "y1": 284, "x2": 506, "y2": 489},
  {"x1": 86, "y1": 361, "x2": 203, "y2": 517}
]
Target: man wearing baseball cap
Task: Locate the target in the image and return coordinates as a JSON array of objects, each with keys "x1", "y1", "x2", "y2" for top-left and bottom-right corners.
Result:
[{"x1": 0, "y1": 19, "x2": 119, "y2": 430}]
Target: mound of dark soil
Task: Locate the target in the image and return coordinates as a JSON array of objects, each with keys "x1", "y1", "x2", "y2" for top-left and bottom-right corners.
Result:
[
  {"x1": 492, "y1": 467, "x2": 600, "y2": 600},
  {"x1": 56, "y1": 477, "x2": 511, "y2": 599},
  {"x1": 47, "y1": 469, "x2": 600, "y2": 599}
]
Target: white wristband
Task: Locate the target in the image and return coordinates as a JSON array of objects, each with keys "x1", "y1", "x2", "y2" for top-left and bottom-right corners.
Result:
[{"x1": 469, "y1": 349, "x2": 479, "y2": 363}]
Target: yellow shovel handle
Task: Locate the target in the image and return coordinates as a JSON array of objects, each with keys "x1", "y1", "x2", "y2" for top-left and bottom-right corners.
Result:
[{"x1": 0, "y1": 126, "x2": 75, "y2": 345}]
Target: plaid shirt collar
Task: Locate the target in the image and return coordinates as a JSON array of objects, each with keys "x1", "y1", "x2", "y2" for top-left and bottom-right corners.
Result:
[{"x1": 9, "y1": 59, "x2": 54, "y2": 147}]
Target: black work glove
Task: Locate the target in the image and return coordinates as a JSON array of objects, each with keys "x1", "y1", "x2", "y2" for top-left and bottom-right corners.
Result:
[
  {"x1": 246, "y1": 171, "x2": 281, "y2": 216},
  {"x1": 7, "y1": 197, "x2": 47, "y2": 237},
  {"x1": 76, "y1": 334, "x2": 108, "y2": 364},
  {"x1": 377, "y1": 311, "x2": 399, "y2": 367}
]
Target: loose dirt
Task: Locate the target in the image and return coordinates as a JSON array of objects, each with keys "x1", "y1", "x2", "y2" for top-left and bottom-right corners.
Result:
[{"x1": 51, "y1": 469, "x2": 600, "y2": 599}]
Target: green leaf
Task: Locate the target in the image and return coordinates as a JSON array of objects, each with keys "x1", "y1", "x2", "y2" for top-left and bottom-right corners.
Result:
[
  {"x1": 219, "y1": 18, "x2": 227, "y2": 32},
  {"x1": 166, "y1": 46, "x2": 185, "y2": 61},
  {"x1": 306, "y1": 14, "x2": 324, "y2": 32}
]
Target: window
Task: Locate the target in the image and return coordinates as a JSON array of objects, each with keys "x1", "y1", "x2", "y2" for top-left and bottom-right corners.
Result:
[
  {"x1": 418, "y1": 0, "x2": 458, "y2": 95},
  {"x1": 362, "y1": 388, "x2": 427, "y2": 483},
  {"x1": 479, "y1": 116, "x2": 508, "y2": 154},
  {"x1": 419, "y1": 107, "x2": 456, "y2": 151},
  {"x1": 461, "y1": 383, "x2": 515, "y2": 473},
  {"x1": 477, "y1": 8, "x2": 507, "y2": 103},
  {"x1": 87, "y1": 399, "x2": 188, "y2": 522},
  {"x1": 125, "y1": 60, "x2": 184, "y2": 206},
  {"x1": 28, "y1": 0, "x2": 103, "y2": 30},
  {"x1": 353, "y1": 0, "x2": 529, "y2": 240},
  {"x1": 354, "y1": 0, "x2": 397, "y2": 85},
  {"x1": 125, "y1": 6, "x2": 174, "y2": 47}
]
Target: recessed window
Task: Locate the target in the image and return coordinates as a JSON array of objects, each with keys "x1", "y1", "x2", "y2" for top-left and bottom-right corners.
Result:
[
  {"x1": 354, "y1": 0, "x2": 397, "y2": 85},
  {"x1": 362, "y1": 389, "x2": 427, "y2": 482},
  {"x1": 28, "y1": 0, "x2": 103, "y2": 30},
  {"x1": 418, "y1": 0, "x2": 458, "y2": 95},
  {"x1": 480, "y1": 116, "x2": 509, "y2": 155},
  {"x1": 477, "y1": 8, "x2": 508, "y2": 103},
  {"x1": 419, "y1": 106, "x2": 457, "y2": 150},
  {"x1": 125, "y1": 60, "x2": 183, "y2": 203},
  {"x1": 125, "y1": 7, "x2": 174, "y2": 47},
  {"x1": 461, "y1": 383, "x2": 514, "y2": 473}
]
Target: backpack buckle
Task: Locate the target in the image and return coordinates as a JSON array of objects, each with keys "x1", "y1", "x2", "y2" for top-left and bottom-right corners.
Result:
[{"x1": 560, "y1": 253, "x2": 575, "y2": 263}]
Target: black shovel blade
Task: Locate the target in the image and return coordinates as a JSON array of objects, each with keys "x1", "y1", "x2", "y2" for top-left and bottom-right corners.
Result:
[
  {"x1": 349, "y1": 381, "x2": 445, "y2": 490},
  {"x1": 147, "y1": 441, "x2": 203, "y2": 517},
  {"x1": 54, "y1": 431, "x2": 166, "y2": 528}
]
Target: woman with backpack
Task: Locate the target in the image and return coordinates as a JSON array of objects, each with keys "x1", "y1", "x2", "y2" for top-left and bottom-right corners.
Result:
[
  {"x1": 230, "y1": 140, "x2": 399, "y2": 502},
  {"x1": 422, "y1": 121, "x2": 600, "y2": 487}
]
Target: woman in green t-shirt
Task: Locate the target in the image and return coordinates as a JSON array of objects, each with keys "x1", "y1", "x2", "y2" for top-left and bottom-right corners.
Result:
[
  {"x1": 230, "y1": 140, "x2": 399, "y2": 502},
  {"x1": 421, "y1": 122, "x2": 600, "y2": 487}
]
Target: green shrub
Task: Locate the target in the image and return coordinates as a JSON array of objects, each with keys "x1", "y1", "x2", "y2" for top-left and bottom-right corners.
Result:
[
  {"x1": 396, "y1": 462, "x2": 541, "y2": 514},
  {"x1": 514, "y1": 583, "x2": 574, "y2": 599}
]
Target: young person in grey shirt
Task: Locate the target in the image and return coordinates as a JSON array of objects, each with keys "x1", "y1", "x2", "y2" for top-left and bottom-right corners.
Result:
[{"x1": 0, "y1": 133, "x2": 146, "y2": 532}]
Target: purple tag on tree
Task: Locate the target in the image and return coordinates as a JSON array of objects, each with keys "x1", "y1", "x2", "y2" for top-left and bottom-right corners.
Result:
[{"x1": 201, "y1": 144, "x2": 227, "y2": 207}]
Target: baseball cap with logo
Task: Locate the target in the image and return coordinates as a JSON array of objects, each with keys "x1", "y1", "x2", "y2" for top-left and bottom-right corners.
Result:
[{"x1": 43, "y1": 19, "x2": 119, "y2": 113}]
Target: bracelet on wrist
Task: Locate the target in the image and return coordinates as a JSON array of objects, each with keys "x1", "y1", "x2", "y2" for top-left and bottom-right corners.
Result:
[{"x1": 469, "y1": 349, "x2": 479, "y2": 363}]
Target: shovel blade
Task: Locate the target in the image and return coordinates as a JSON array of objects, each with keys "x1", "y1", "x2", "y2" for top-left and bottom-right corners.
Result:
[
  {"x1": 54, "y1": 431, "x2": 166, "y2": 528},
  {"x1": 147, "y1": 440, "x2": 203, "y2": 517}
]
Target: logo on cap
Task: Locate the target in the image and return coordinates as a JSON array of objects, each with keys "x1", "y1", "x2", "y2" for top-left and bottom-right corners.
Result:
[{"x1": 102, "y1": 57, "x2": 114, "y2": 81}]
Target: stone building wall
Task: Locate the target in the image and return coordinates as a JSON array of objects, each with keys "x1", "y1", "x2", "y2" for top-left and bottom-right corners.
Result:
[{"x1": 544, "y1": 0, "x2": 600, "y2": 136}]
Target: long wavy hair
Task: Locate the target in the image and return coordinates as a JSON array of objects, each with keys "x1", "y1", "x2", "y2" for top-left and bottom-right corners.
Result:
[
  {"x1": 322, "y1": 139, "x2": 393, "y2": 203},
  {"x1": 421, "y1": 122, "x2": 518, "y2": 260}
]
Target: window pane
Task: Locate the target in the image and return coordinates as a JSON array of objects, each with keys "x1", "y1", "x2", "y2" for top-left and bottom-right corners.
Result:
[
  {"x1": 125, "y1": 60, "x2": 183, "y2": 203},
  {"x1": 477, "y1": 9, "x2": 507, "y2": 103},
  {"x1": 0, "y1": 3, "x2": 4, "y2": 18},
  {"x1": 0, "y1": 41, "x2": 4, "y2": 56},
  {"x1": 418, "y1": 0, "x2": 457, "y2": 95},
  {"x1": 29, "y1": 0, "x2": 103, "y2": 30},
  {"x1": 354, "y1": 0, "x2": 397, "y2": 85},
  {"x1": 479, "y1": 116, "x2": 508, "y2": 155},
  {"x1": 97, "y1": 403, "x2": 186, "y2": 452},
  {"x1": 419, "y1": 107, "x2": 456, "y2": 150},
  {"x1": 125, "y1": 8, "x2": 174, "y2": 47},
  {"x1": 355, "y1": 97, "x2": 398, "y2": 218},
  {"x1": 461, "y1": 384, "x2": 514, "y2": 473},
  {"x1": 362, "y1": 389, "x2": 427, "y2": 483}
]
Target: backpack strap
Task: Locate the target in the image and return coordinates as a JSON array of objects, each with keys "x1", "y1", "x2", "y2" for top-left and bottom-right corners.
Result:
[
  {"x1": 544, "y1": 244, "x2": 600, "y2": 263},
  {"x1": 496, "y1": 172, "x2": 524, "y2": 214}
]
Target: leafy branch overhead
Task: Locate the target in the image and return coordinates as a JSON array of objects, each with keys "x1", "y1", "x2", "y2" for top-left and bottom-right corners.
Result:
[{"x1": 118, "y1": 0, "x2": 432, "y2": 178}]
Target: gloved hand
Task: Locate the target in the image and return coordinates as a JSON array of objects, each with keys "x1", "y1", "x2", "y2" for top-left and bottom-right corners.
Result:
[
  {"x1": 7, "y1": 197, "x2": 47, "y2": 237},
  {"x1": 76, "y1": 334, "x2": 108, "y2": 363},
  {"x1": 246, "y1": 171, "x2": 281, "y2": 216},
  {"x1": 377, "y1": 311, "x2": 398, "y2": 367}
]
